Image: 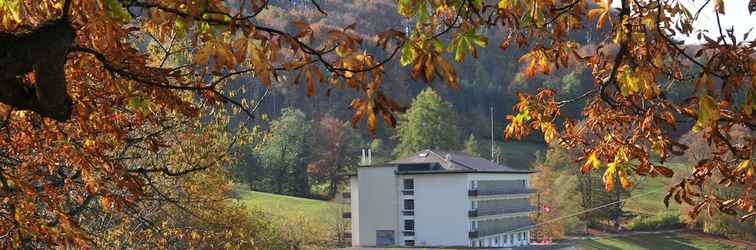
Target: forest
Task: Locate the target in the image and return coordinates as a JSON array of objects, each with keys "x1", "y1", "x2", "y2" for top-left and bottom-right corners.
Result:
[{"x1": 0, "y1": 0, "x2": 754, "y2": 249}]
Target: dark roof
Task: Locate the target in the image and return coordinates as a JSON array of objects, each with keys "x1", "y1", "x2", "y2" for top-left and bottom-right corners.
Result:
[{"x1": 390, "y1": 149, "x2": 535, "y2": 174}]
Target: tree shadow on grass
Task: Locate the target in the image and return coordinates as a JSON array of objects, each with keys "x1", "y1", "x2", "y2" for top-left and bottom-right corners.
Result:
[
  {"x1": 578, "y1": 239, "x2": 626, "y2": 250},
  {"x1": 620, "y1": 235, "x2": 701, "y2": 250}
]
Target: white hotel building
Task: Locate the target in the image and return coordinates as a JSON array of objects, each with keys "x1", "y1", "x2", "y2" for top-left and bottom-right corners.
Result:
[{"x1": 346, "y1": 149, "x2": 536, "y2": 248}]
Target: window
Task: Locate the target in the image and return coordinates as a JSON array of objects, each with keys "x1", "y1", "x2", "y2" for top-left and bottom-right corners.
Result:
[
  {"x1": 404, "y1": 219, "x2": 415, "y2": 231},
  {"x1": 404, "y1": 240, "x2": 415, "y2": 246},
  {"x1": 403, "y1": 179, "x2": 414, "y2": 190},
  {"x1": 494, "y1": 236, "x2": 499, "y2": 245},
  {"x1": 518, "y1": 232, "x2": 522, "y2": 241},
  {"x1": 506, "y1": 234, "x2": 510, "y2": 245},
  {"x1": 471, "y1": 221, "x2": 478, "y2": 230},
  {"x1": 471, "y1": 200, "x2": 478, "y2": 209},
  {"x1": 404, "y1": 199, "x2": 414, "y2": 210}
]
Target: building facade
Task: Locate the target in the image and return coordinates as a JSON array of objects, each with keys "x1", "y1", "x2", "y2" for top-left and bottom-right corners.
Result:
[{"x1": 347, "y1": 149, "x2": 536, "y2": 248}]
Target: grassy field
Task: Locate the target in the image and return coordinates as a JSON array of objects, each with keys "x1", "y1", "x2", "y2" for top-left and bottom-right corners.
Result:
[
  {"x1": 497, "y1": 140, "x2": 547, "y2": 169},
  {"x1": 236, "y1": 189, "x2": 344, "y2": 224},
  {"x1": 623, "y1": 162, "x2": 688, "y2": 215},
  {"x1": 576, "y1": 232, "x2": 749, "y2": 250}
]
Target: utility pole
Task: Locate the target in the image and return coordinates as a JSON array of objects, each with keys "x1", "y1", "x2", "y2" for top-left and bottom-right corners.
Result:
[{"x1": 490, "y1": 106, "x2": 495, "y2": 162}]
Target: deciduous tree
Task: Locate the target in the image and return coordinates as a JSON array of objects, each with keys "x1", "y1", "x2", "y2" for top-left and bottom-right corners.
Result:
[
  {"x1": 396, "y1": 0, "x2": 755, "y2": 224},
  {"x1": 256, "y1": 108, "x2": 312, "y2": 196},
  {"x1": 309, "y1": 115, "x2": 362, "y2": 198},
  {"x1": 1, "y1": 0, "x2": 755, "y2": 246}
]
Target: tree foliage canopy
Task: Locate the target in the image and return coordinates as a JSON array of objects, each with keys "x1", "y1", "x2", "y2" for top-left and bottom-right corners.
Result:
[
  {"x1": 393, "y1": 88, "x2": 462, "y2": 157},
  {"x1": 0, "y1": 0, "x2": 754, "y2": 246},
  {"x1": 255, "y1": 108, "x2": 312, "y2": 196},
  {"x1": 398, "y1": 0, "x2": 756, "y2": 224},
  {"x1": 464, "y1": 133, "x2": 482, "y2": 157}
]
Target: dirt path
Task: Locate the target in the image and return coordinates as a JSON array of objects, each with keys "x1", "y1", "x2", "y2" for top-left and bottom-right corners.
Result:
[{"x1": 565, "y1": 228, "x2": 688, "y2": 240}]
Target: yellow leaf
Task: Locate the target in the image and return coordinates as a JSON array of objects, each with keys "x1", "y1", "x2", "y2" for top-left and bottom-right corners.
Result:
[
  {"x1": 619, "y1": 170, "x2": 632, "y2": 189},
  {"x1": 542, "y1": 122, "x2": 557, "y2": 144},
  {"x1": 603, "y1": 161, "x2": 618, "y2": 192},
  {"x1": 693, "y1": 95, "x2": 720, "y2": 132},
  {"x1": 733, "y1": 160, "x2": 752, "y2": 175},
  {"x1": 582, "y1": 151, "x2": 601, "y2": 173},
  {"x1": 587, "y1": 8, "x2": 603, "y2": 22}
]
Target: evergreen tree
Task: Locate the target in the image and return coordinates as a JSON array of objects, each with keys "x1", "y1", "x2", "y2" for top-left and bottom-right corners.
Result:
[
  {"x1": 393, "y1": 88, "x2": 462, "y2": 157},
  {"x1": 463, "y1": 134, "x2": 482, "y2": 157}
]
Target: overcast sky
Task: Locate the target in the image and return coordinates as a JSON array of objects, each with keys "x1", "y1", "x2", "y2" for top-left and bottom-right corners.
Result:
[{"x1": 688, "y1": 0, "x2": 755, "y2": 43}]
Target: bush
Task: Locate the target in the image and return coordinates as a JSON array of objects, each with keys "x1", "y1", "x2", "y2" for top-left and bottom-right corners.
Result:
[{"x1": 627, "y1": 212, "x2": 684, "y2": 231}]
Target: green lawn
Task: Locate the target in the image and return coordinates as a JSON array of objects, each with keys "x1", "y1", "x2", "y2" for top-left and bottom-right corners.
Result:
[
  {"x1": 623, "y1": 162, "x2": 688, "y2": 215},
  {"x1": 236, "y1": 189, "x2": 344, "y2": 224},
  {"x1": 577, "y1": 233, "x2": 748, "y2": 250}
]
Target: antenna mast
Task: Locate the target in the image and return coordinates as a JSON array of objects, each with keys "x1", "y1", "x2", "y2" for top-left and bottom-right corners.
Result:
[{"x1": 490, "y1": 106, "x2": 495, "y2": 162}]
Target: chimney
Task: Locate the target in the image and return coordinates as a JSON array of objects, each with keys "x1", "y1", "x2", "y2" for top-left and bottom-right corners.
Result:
[
  {"x1": 368, "y1": 149, "x2": 372, "y2": 165},
  {"x1": 361, "y1": 149, "x2": 366, "y2": 165}
]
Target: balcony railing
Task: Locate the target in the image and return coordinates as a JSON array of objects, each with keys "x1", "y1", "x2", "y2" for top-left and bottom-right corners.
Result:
[
  {"x1": 468, "y1": 188, "x2": 535, "y2": 196},
  {"x1": 468, "y1": 207, "x2": 534, "y2": 218},
  {"x1": 402, "y1": 210, "x2": 415, "y2": 216},
  {"x1": 474, "y1": 221, "x2": 537, "y2": 238},
  {"x1": 401, "y1": 189, "x2": 414, "y2": 195},
  {"x1": 402, "y1": 230, "x2": 415, "y2": 237}
]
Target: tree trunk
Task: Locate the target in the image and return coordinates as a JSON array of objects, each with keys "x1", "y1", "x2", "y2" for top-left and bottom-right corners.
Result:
[
  {"x1": 0, "y1": 18, "x2": 75, "y2": 121},
  {"x1": 327, "y1": 174, "x2": 339, "y2": 199},
  {"x1": 613, "y1": 171, "x2": 622, "y2": 229}
]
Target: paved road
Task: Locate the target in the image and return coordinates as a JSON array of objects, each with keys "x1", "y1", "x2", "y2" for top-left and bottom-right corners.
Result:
[{"x1": 339, "y1": 243, "x2": 576, "y2": 250}]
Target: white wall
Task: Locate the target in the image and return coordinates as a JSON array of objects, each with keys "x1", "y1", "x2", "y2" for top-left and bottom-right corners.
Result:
[
  {"x1": 411, "y1": 174, "x2": 469, "y2": 246},
  {"x1": 350, "y1": 176, "x2": 360, "y2": 246},
  {"x1": 356, "y1": 166, "x2": 399, "y2": 246}
]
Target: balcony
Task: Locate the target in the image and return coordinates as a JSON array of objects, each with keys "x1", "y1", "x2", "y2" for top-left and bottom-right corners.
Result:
[
  {"x1": 473, "y1": 219, "x2": 537, "y2": 238},
  {"x1": 401, "y1": 189, "x2": 414, "y2": 195},
  {"x1": 468, "y1": 207, "x2": 534, "y2": 218},
  {"x1": 468, "y1": 188, "x2": 535, "y2": 197},
  {"x1": 402, "y1": 230, "x2": 415, "y2": 237},
  {"x1": 402, "y1": 210, "x2": 415, "y2": 216}
]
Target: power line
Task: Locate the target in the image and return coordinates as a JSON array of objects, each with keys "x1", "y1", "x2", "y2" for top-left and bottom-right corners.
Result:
[{"x1": 497, "y1": 184, "x2": 671, "y2": 235}]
